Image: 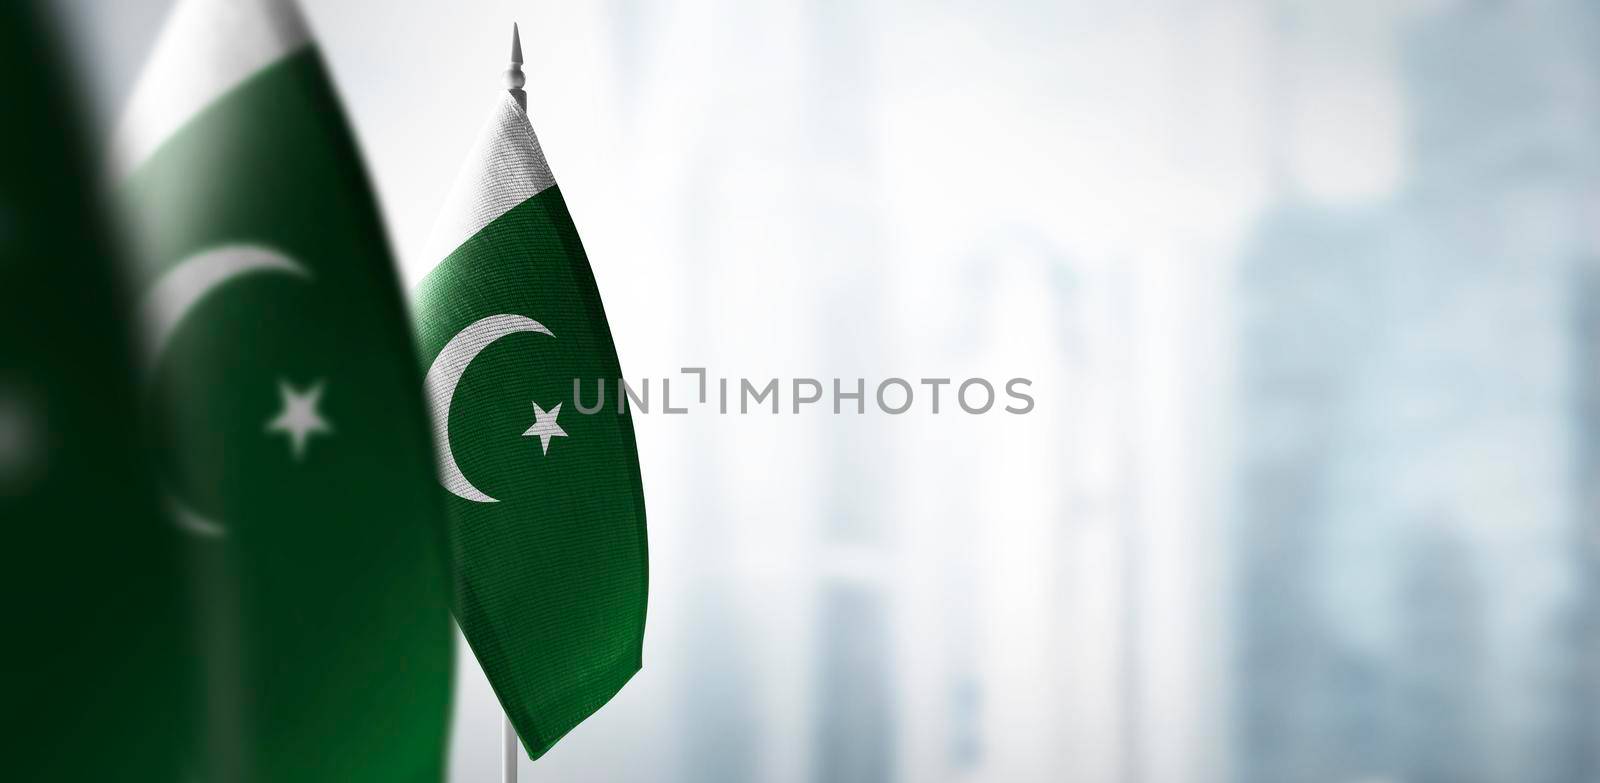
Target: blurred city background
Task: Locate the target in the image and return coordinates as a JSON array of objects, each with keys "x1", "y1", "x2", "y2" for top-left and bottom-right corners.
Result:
[{"x1": 51, "y1": 0, "x2": 1600, "y2": 781}]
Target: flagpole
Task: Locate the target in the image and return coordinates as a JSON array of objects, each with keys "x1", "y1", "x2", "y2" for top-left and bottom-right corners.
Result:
[
  {"x1": 502, "y1": 712, "x2": 519, "y2": 783},
  {"x1": 507, "y1": 23, "x2": 527, "y2": 113},
  {"x1": 500, "y1": 24, "x2": 526, "y2": 783}
]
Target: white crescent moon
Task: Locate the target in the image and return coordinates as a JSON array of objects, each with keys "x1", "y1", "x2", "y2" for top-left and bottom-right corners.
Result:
[
  {"x1": 423, "y1": 314, "x2": 554, "y2": 503},
  {"x1": 139, "y1": 244, "x2": 312, "y2": 536},
  {"x1": 141, "y1": 244, "x2": 311, "y2": 366}
]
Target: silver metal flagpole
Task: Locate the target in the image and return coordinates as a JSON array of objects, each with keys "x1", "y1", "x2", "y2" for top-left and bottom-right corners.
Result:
[
  {"x1": 502, "y1": 713, "x2": 519, "y2": 783},
  {"x1": 500, "y1": 24, "x2": 526, "y2": 783},
  {"x1": 507, "y1": 22, "x2": 527, "y2": 113}
]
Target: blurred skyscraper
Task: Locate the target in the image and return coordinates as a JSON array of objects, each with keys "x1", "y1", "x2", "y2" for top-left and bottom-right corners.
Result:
[
  {"x1": 1399, "y1": 520, "x2": 1488, "y2": 783},
  {"x1": 804, "y1": 2, "x2": 897, "y2": 782},
  {"x1": 1568, "y1": 263, "x2": 1600, "y2": 781},
  {"x1": 1234, "y1": 1, "x2": 1600, "y2": 781},
  {"x1": 1233, "y1": 198, "x2": 1394, "y2": 783},
  {"x1": 947, "y1": 229, "x2": 1086, "y2": 782}
]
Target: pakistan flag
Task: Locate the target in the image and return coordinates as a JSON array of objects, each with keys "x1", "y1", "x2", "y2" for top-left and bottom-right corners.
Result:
[
  {"x1": 413, "y1": 27, "x2": 649, "y2": 760},
  {"x1": 6, "y1": 2, "x2": 187, "y2": 780},
  {"x1": 119, "y1": 0, "x2": 452, "y2": 781}
]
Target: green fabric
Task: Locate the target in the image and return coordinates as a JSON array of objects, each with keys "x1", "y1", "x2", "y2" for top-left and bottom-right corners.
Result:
[
  {"x1": 123, "y1": 50, "x2": 453, "y2": 782},
  {"x1": 2, "y1": 4, "x2": 190, "y2": 780},
  {"x1": 414, "y1": 186, "x2": 649, "y2": 759}
]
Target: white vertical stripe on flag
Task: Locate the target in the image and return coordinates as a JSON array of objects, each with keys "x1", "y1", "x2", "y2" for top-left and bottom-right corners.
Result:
[
  {"x1": 423, "y1": 92, "x2": 557, "y2": 271},
  {"x1": 115, "y1": 0, "x2": 310, "y2": 174}
]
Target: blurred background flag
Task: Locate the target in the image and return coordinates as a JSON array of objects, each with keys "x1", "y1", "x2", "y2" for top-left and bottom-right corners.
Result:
[
  {"x1": 117, "y1": 0, "x2": 454, "y2": 780},
  {"x1": 3, "y1": 2, "x2": 189, "y2": 780},
  {"x1": 413, "y1": 23, "x2": 649, "y2": 763}
]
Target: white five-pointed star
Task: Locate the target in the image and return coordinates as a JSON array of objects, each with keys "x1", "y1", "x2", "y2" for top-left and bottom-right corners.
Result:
[
  {"x1": 265, "y1": 379, "x2": 332, "y2": 461},
  {"x1": 522, "y1": 401, "x2": 567, "y2": 455}
]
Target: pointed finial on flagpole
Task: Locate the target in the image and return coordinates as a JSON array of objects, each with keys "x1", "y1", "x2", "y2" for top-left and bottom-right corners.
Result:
[{"x1": 506, "y1": 23, "x2": 527, "y2": 112}]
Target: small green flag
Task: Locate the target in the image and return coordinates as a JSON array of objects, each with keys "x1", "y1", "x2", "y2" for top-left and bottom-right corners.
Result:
[
  {"x1": 3, "y1": 3, "x2": 189, "y2": 780},
  {"x1": 119, "y1": 0, "x2": 453, "y2": 780},
  {"x1": 413, "y1": 26, "x2": 649, "y2": 760}
]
